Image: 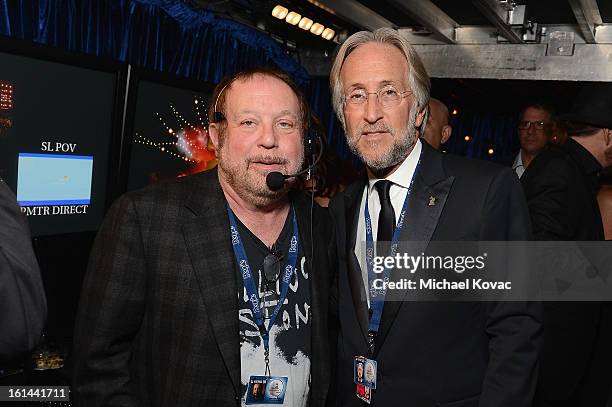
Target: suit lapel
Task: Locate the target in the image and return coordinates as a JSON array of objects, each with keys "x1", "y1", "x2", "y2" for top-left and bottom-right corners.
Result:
[
  {"x1": 344, "y1": 179, "x2": 370, "y2": 341},
  {"x1": 375, "y1": 144, "x2": 455, "y2": 353},
  {"x1": 182, "y1": 170, "x2": 241, "y2": 396}
]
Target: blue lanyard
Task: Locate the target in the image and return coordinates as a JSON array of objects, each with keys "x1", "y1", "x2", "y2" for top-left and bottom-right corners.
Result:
[
  {"x1": 227, "y1": 205, "x2": 299, "y2": 357},
  {"x1": 364, "y1": 163, "x2": 419, "y2": 335}
]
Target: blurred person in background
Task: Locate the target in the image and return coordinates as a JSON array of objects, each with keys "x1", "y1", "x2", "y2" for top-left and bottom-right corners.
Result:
[
  {"x1": 421, "y1": 98, "x2": 452, "y2": 150},
  {"x1": 598, "y1": 169, "x2": 612, "y2": 240},
  {"x1": 0, "y1": 178, "x2": 46, "y2": 364},
  {"x1": 511, "y1": 101, "x2": 555, "y2": 178}
]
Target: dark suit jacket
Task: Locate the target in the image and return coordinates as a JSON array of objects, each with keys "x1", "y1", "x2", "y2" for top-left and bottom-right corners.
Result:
[
  {"x1": 0, "y1": 179, "x2": 46, "y2": 362},
  {"x1": 73, "y1": 169, "x2": 334, "y2": 407},
  {"x1": 521, "y1": 138, "x2": 612, "y2": 405},
  {"x1": 329, "y1": 143, "x2": 541, "y2": 407}
]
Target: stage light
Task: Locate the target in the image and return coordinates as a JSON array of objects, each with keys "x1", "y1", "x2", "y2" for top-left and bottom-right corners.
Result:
[
  {"x1": 464, "y1": 135, "x2": 471, "y2": 141},
  {"x1": 488, "y1": 148, "x2": 495, "y2": 155},
  {"x1": 321, "y1": 27, "x2": 335, "y2": 40},
  {"x1": 298, "y1": 17, "x2": 314, "y2": 30},
  {"x1": 286, "y1": 11, "x2": 301, "y2": 25},
  {"x1": 270, "y1": 5, "x2": 338, "y2": 41},
  {"x1": 452, "y1": 109, "x2": 458, "y2": 116},
  {"x1": 310, "y1": 23, "x2": 325, "y2": 35},
  {"x1": 271, "y1": 5, "x2": 289, "y2": 19}
]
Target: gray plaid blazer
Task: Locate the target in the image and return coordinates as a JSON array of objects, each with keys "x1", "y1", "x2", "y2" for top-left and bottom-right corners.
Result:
[{"x1": 73, "y1": 169, "x2": 334, "y2": 407}]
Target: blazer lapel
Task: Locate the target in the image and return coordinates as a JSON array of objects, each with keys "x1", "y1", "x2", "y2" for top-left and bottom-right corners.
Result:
[
  {"x1": 344, "y1": 179, "x2": 370, "y2": 341},
  {"x1": 375, "y1": 144, "x2": 455, "y2": 353},
  {"x1": 182, "y1": 170, "x2": 241, "y2": 396}
]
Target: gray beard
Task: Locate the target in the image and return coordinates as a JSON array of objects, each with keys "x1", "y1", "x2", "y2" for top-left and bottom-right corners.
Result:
[
  {"x1": 346, "y1": 107, "x2": 418, "y2": 172},
  {"x1": 217, "y1": 149, "x2": 303, "y2": 208}
]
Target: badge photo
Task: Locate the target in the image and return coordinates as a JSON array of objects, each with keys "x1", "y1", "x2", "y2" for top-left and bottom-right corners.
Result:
[
  {"x1": 364, "y1": 359, "x2": 377, "y2": 389},
  {"x1": 246, "y1": 376, "x2": 266, "y2": 404},
  {"x1": 354, "y1": 356, "x2": 366, "y2": 384},
  {"x1": 246, "y1": 375, "x2": 288, "y2": 405},
  {"x1": 354, "y1": 355, "x2": 377, "y2": 389}
]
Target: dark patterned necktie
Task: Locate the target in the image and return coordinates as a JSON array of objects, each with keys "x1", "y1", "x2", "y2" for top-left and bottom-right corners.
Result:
[{"x1": 374, "y1": 180, "x2": 396, "y2": 245}]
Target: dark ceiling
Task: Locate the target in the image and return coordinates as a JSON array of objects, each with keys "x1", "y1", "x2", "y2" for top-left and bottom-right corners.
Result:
[{"x1": 201, "y1": 0, "x2": 612, "y2": 52}]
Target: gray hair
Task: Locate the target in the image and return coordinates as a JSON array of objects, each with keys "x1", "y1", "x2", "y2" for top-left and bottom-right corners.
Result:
[{"x1": 329, "y1": 28, "x2": 431, "y2": 132}]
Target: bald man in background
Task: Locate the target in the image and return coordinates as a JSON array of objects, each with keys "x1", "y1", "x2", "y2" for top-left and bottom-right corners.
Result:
[{"x1": 422, "y1": 98, "x2": 452, "y2": 150}]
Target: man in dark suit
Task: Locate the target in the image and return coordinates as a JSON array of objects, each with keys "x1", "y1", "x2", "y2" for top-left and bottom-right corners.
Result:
[
  {"x1": 73, "y1": 67, "x2": 334, "y2": 406},
  {"x1": 521, "y1": 83, "x2": 612, "y2": 407},
  {"x1": 0, "y1": 178, "x2": 46, "y2": 362},
  {"x1": 328, "y1": 28, "x2": 541, "y2": 406}
]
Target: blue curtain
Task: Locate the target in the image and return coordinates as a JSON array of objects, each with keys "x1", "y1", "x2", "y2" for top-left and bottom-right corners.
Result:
[
  {"x1": 444, "y1": 109, "x2": 519, "y2": 162},
  {"x1": 0, "y1": 0, "x2": 309, "y2": 85}
]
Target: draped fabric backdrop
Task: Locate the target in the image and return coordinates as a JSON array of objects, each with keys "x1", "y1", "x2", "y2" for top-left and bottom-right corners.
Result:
[
  {"x1": 445, "y1": 109, "x2": 519, "y2": 163},
  {"x1": 0, "y1": 0, "x2": 518, "y2": 163},
  {"x1": 0, "y1": 0, "x2": 309, "y2": 84}
]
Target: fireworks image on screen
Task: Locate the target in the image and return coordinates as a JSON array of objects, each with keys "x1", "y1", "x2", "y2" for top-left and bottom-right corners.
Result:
[{"x1": 134, "y1": 96, "x2": 217, "y2": 177}]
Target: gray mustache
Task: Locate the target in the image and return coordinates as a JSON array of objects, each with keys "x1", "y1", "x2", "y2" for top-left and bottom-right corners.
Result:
[
  {"x1": 248, "y1": 156, "x2": 288, "y2": 165},
  {"x1": 359, "y1": 124, "x2": 394, "y2": 135}
]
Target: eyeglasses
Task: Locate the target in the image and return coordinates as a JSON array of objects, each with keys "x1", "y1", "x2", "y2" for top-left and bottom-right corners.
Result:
[
  {"x1": 263, "y1": 250, "x2": 284, "y2": 283},
  {"x1": 518, "y1": 120, "x2": 550, "y2": 130},
  {"x1": 343, "y1": 85, "x2": 412, "y2": 108}
]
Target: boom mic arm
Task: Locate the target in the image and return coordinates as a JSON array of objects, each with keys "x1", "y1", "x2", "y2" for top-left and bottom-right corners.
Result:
[{"x1": 265, "y1": 137, "x2": 324, "y2": 191}]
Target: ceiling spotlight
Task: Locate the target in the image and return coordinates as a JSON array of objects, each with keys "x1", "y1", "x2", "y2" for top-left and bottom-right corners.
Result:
[
  {"x1": 271, "y1": 5, "x2": 289, "y2": 19},
  {"x1": 270, "y1": 5, "x2": 337, "y2": 41},
  {"x1": 321, "y1": 27, "x2": 335, "y2": 40},
  {"x1": 298, "y1": 17, "x2": 314, "y2": 30},
  {"x1": 310, "y1": 22, "x2": 325, "y2": 36},
  {"x1": 285, "y1": 11, "x2": 302, "y2": 25}
]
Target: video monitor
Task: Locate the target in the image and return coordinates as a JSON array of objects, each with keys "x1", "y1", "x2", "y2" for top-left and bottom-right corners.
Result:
[
  {"x1": 125, "y1": 71, "x2": 215, "y2": 192},
  {"x1": 17, "y1": 153, "x2": 94, "y2": 207},
  {"x1": 0, "y1": 42, "x2": 123, "y2": 236}
]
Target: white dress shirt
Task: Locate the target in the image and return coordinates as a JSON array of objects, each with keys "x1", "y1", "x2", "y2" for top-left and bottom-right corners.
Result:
[
  {"x1": 354, "y1": 139, "x2": 422, "y2": 304},
  {"x1": 512, "y1": 151, "x2": 525, "y2": 178}
]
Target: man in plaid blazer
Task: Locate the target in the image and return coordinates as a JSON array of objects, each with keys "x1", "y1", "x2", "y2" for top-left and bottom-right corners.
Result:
[{"x1": 73, "y1": 68, "x2": 334, "y2": 406}]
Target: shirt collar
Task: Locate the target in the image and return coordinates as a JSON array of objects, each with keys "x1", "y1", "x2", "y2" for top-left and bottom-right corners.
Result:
[
  {"x1": 512, "y1": 151, "x2": 524, "y2": 170},
  {"x1": 367, "y1": 138, "x2": 422, "y2": 195}
]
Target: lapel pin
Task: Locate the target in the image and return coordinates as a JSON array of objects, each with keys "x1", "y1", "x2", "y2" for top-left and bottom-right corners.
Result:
[{"x1": 428, "y1": 196, "x2": 437, "y2": 206}]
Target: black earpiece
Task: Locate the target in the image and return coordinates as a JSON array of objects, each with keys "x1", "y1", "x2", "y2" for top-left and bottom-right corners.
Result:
[{"x1": 212, "y1": 111, "x2": 225, "y2": 123}]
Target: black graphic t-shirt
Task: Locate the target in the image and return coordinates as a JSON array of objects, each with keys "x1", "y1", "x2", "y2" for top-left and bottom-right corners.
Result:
[{"x1": 234, "y1": 210, "x2": 311, "y2": 406}]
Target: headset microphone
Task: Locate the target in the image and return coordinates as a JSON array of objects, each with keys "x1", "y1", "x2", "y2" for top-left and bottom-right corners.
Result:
[
  {"x1": 265, "y1": 135, "x2": 324, "y2": 191},
  {"x1": 266, "y1": 172, "x2": 291, "y2": 192}
]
